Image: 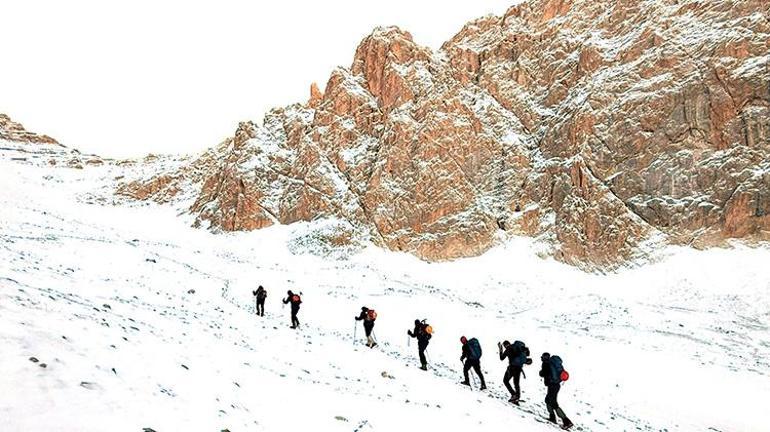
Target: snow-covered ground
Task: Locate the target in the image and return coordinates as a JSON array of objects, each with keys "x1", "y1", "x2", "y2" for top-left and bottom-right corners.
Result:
[{"x1": 1, "y1": 154, "x2": 769, "y2": 432}]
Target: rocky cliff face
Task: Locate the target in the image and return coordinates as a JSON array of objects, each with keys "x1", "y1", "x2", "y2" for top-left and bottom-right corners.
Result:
[{"x1": 120, "y1": 0, "x2": 770, "y2": 269}]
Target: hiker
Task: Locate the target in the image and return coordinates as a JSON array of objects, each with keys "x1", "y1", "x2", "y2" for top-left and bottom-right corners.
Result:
[
  {"x1": 539, "y1": 352, "x2": 573, "y2": 430},
  {"x1": 499, "y1": 340, "x2": 532, "y2": 404},
  {"x1": 460, "y1": 336, "x2": 486, "y2": 390},
  {"x1": 282, "y1": 290, "x2": 302, "y2": 329},
  {"x1": 407, "y1": 319, "x2": 432, "y2": 370},
  {"x1": 252, "y1": 285, "x2": 267, "y2": 316},
  {"x1": 354, "y1": 307, "x2": 378, "y2": 348}
]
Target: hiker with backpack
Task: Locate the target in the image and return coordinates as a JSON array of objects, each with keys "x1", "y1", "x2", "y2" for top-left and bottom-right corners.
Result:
[
  {"x1": 407, "y1": 319, "x2": 432, "y2": 370},
  {"x1": 354, "y1": 307, "x2": 378, "y2": 348},
  {"x1": 499, "y1": 340, "x2": 532, "y2": 404},
  {"x1": 252, "y1": 285, "x2": 267, "y2": 316},
  {"x1": 282, "y1": 290, "x2": 302, "y2": 329},
  {"x1": 459, "y1": 336, "x2": 487, "y2": 390},
  {"x1": 538, "y1": 352, "x2": 574, "y2": 430}
]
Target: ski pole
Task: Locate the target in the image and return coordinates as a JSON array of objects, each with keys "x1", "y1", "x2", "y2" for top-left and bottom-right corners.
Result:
[{"x1": 353, "y1": 320, "x2": 358, "y2": 345}]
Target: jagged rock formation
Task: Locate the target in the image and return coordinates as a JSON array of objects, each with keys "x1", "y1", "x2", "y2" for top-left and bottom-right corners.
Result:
[{"x1": 120, "y1": 0, "x2": 770, "y2": 269}]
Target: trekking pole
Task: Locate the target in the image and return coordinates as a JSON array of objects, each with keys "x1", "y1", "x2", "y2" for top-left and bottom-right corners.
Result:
[{"x1": 353, "y1": 321, "x2": 358, "y2": 345}]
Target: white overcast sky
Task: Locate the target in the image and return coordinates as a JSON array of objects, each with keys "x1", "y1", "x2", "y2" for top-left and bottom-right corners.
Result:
[{"x1": 1, "y1": 0, "x2": 515, "y2": 158}]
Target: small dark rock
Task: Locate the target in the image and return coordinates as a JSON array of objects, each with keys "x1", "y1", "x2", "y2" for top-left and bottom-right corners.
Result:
[{"x1": 29, "y1": 357, "x2": 39, "y2": 363}]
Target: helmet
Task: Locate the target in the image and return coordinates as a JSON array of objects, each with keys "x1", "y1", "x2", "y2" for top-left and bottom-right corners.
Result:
[
  {"x1": 502, "y1": 340, "x2": 511, "y2": 347},
  {"x1": 460, "y1": 336, "x2": 467, "y2": 344},
  {"x1": 287, "y1": 290, "x2": 293, "y2": 295},
  {"x1": 414, "y1": 319, "x2": 421, "y2": 326},
  {"x1": 541, "y1": 352, "x2": 550, "y2": 361},
  {"x1": 361, "y1": 306, "x2": 368, "y2": 312}
]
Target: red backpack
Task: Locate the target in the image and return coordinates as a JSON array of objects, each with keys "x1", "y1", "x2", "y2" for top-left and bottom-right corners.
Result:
[
  {"x1": 292, "y1": 294, "x2": 301, "y2": 303},
  {"x1": 367, "y1": 309, "x2": 377, "y2": 320}
]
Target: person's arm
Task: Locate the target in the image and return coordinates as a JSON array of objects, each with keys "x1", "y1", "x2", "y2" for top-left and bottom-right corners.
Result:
[
  {"x1": 282, "y1": 297, "x2": 289, "y2": 304},
  {"x1": 460, "y1": 345, "x2": 467, "y2": 361},
  {"x1": 355, "y1": 312, "x2": 364, "y2": 321}
]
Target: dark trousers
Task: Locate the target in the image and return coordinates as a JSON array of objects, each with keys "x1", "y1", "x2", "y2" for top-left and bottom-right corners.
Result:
[
  {"x1": 504, "y1": 365, "x2": 522, "y2": 398},
  {"x1": 545, "y1": 383, "x2": 570, "y2": 423},
  {"x1": 363, "y1": 322, "x2": 374, "y2": 336},
  {"x1": 463, "y1": 359, "x2": 486, "y2": 387},
  {"x1": 256, "y1": 299, "x2": 265, "y2": 316},
  {"x1": 290, "y1": 307, "x2": 300, "y2": 328},
  {"x1": 418, "y1": 342, "x2": 428, "y2": 367}
]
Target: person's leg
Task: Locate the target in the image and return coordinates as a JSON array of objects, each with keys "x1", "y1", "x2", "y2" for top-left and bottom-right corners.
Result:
[
  {"x1": 513, "y1": 366, "x2": 522, "y2": 399},
  {"x1": 545, "y1": 384, "x2": 558, "y2": 422},
  {"x1": 551, "y1": 384, "x2": 572, "y2": 428},
  {"x1": 473, "y1": 361, "x2": 486, "y2": 388},
  {"x1": 462, "y1": 361, "x2": 471, "y2": 384},
  {"x1": 503, "y1": 367, "x2": 516, "y2": 398},
  {"x1": 364, "y1": 324, "x2": 373, "y2": 347},
  {"x1": 418, "y1": 345, "x2": 427, "y2": 369}
]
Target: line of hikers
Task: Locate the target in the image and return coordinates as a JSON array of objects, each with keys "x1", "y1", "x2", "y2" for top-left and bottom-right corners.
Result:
[{"x1": 250, "y1": 289, "x2": 573, "y2": 429}]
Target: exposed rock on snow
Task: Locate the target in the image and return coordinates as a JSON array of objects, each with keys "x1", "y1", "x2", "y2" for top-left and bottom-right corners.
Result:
[
  {"x1": 0, "y1": 114, "x2": 59, "y2": 145},
  {"x1": 114, "y1": 0, "x2": 769, "y2": 269}
]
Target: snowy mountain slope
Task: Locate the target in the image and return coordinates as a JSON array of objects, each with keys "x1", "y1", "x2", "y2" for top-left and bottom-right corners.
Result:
[{"x1": 2, "y1": 151, "x2": 770, "y2": 432}]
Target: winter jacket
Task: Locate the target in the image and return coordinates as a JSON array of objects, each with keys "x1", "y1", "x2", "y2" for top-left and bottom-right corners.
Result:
[
  {"x1": 408, "y1": 323, "x2": 431, "y2": 346},
  {"x1": 539, "y1": 360, "x2": 555, "y2": 386}
]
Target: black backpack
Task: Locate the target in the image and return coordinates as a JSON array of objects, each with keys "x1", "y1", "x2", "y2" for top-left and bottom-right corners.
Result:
[
  {"x1": 467, "y1": 338, "x2": 482, "y2": 360},
  {"x1": 512, "y1": 340, "x2": 530, "y2": 367},
  {"x1": 550, "y1": 355, "x2": 567, "y2": 383}
]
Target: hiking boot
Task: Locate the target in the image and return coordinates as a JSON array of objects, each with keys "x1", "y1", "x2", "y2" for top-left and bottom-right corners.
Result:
[
  {"x1": 460, "y1": 380, "x2": 471, "y2": 386},
  {"x1": 561, "y1": 419, "x2": 574, "y2": 430},
  {"x1": 420, "y1": 365, "x2": 428, "y2": 371},
  {"x1": 479, "y1": 384, "x2": 487, "y2": 390},
  {"x1": 370, "y1": 343, "x2": 378, "y2": 349},
  {"x1": 547, "y1": 415, "x2": 557, "y2": 424},
  {"x1": 507, "y1": 396, "x2": 517, "y2": 403}
]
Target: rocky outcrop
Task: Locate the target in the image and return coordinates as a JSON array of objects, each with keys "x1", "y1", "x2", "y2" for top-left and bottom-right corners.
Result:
[
  {"x1": 0, "y1": 114, "x2": 60, "y2": 145},
  {"x1": 122, "y1": 0, "x2": 770, "y2": 269}
]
